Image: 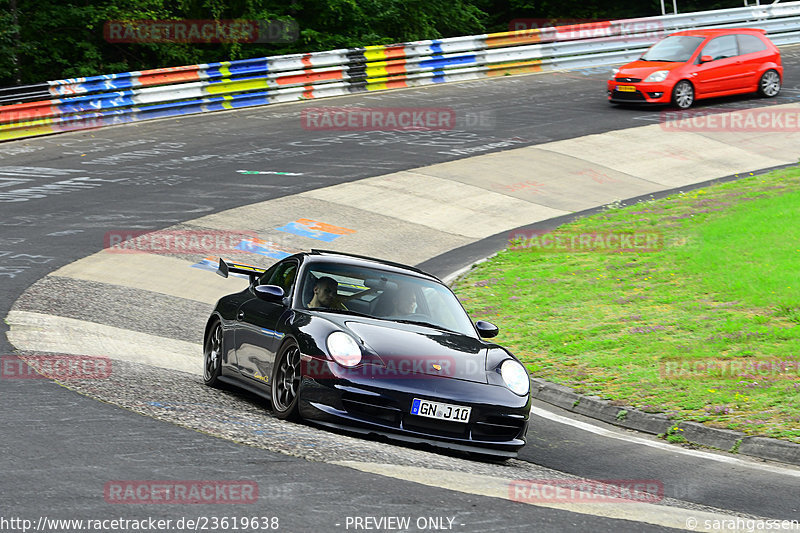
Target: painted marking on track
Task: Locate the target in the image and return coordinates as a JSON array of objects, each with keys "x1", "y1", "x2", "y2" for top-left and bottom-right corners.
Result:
[
  {"x1": 0, "y1": 166, "x2": 84, "y2": 178},
  {"x1": 47, "y1": 230, "x2": 84, "y2": 237},
  {"x1": 276, "y1": 219, "x2": 356, "y2": 242},
  {"x1": 576, "y1": 169, "x2": 619, "y2": 184},
  {"x1": 0, "y1": 178, "x2": 33, "y2": 188},
  {"x1": 0, "y1": 266, "x2": 29, "y2": 278},
  {"x1": 531, "y1": 405, "x2": 800, "y2": 478},
  {"x1": 0, "y1": 177, "x2": 127, "y2": 203},
  {"x1": 79, "y1": 143, "x2": 186, "y2": 165},
  {"x1": 234, "y1": 238, "x2": 293, "y2": 259},
  {"x1": 236, "y1": 170, "x2": 304, "y2": 176},
  {"x1": 0, "y1": 251, "x2": 55, "y2": 278}
]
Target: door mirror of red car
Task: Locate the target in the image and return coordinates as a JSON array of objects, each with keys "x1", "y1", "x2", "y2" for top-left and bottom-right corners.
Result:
[{"x1": 700, "y1": 55, "x2": 713, "y2": 63}]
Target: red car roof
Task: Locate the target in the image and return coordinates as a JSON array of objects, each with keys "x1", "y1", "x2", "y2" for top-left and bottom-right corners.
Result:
[{"x1": 670, "y1": 27, "x2": 767, "y2": 37}]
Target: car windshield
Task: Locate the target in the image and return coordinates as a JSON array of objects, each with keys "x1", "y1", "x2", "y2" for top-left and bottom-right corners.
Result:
[
  {"x1": 299, "y1": 262, "x2": 477, "y2": 337},
  {"x1": 641, "y1": 35, "x2": 705, "y2": 62}
]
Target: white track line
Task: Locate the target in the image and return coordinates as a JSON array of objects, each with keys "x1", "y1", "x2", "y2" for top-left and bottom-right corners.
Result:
[{"x1": 531, "y1": 405, "x2": 800, "y2": 478}]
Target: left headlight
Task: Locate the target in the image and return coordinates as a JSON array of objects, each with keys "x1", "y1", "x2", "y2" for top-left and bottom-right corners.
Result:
[
  {"x1": 643, "y1": 70, "x2": 669, "y2": 83},
  {"x1": 610, "y1": 68, "x2": 619, "y2": 80},
  {"x1": 500, "y1": 359, "x2": 530, "y2": 396},
  {"x1": 326, "y1": 331, "x2": 362, "y2": 367}
]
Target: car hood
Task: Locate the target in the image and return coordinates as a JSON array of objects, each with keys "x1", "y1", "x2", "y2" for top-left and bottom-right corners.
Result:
[
  {"x1": 345, "y1": 320, "x2": 489, "y2": 383},
  {"x1": 616, "y1": 60, "x2": 684, "y2": 79}
]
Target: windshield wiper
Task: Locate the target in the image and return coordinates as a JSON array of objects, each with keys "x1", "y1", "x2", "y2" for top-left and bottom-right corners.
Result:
[
  {"x1": 394, "y1": 319, "x2": 460, "y2": 335},
  {"x1": 310, "y1": 308, "x2": 374, "y2": 319},
  {"x1": 309, "y1": 310, "x2": 464, "y2": 335}
]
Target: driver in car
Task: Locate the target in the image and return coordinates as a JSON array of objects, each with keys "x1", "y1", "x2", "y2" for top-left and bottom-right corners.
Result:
[
  {"x1": 392, "y1": 289, "x2": 417, "y2": 315},
  {"x1": 307, "y1": 276, "x2": 347, "y2": 310}
]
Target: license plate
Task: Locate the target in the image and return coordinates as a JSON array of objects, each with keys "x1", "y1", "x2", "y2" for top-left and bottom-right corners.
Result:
[
  {"x1": 410, "y1": 398, "x2": 471, "y2": 422},
  {"x1": 616, "y1": 85, "x2": 636, "y2": 92}
]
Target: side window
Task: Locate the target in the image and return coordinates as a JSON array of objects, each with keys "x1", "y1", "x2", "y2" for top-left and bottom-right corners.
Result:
[
  {"x1": 257, "y1": 263, "x2": 280, "y2": 285},
  {"x1": 420, "y1": 287, "x2": 460, "y2": 332},
  {"x1": 701, "y1": 35, "x2": 738, "y2": 60},
  {"x1": 737, "y1": 34, "x2": 768, "y2": 55},
  {"x1": 264, "y1": 261, "x2": 298, "y2": 295}
]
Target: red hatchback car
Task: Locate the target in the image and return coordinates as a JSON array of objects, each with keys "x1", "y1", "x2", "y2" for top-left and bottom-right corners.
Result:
[{"x1": 607, "y1": 28, "x2": 782, "y2": 109}]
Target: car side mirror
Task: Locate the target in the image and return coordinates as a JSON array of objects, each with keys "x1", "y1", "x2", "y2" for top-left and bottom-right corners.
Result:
[
  {"x1": 475, "y1": 320, "x2": 499, "y2": 338},
  {"x1": 700, "y1": 55, "x2": 713, "y2": 63},
  {"x1": 254, "y1": 284, "x2": 285, "y2": 301}
]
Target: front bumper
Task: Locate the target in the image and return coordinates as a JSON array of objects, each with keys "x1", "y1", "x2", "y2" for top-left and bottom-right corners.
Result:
[
  {"x1": 607, "y1": 80, "x2": 672, "y2": 105},
  {"x1": 297, "y1": 360, "x2": 530, "y2": 457}
]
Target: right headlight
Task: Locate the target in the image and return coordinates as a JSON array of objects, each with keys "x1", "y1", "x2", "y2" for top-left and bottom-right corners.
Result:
[
  {"x1": 610, "y1": 68, "x2": 619, "y2": 80},
  {"x1": 500, "y1": 359, "x2": 530, "y2": 396},
  {"x1": 643, "y1": 70, "x2": 669, "y2": 83}
]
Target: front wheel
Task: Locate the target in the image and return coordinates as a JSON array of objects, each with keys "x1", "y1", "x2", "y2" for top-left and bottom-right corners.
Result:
[
  {"x1": 758, "y1": 69, "x2": 781, "y2": 97},
  {"x1": 671, "y1": 80, "x2": 694, "y2": 109},
  {"x1": 203, "y1": 321, "x2": 223, "y2": 387},
  {"x1": 271, "y1": 340, "x2": 302, "y2": 420}
]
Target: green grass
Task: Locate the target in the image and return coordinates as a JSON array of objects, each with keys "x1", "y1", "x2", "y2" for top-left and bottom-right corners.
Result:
[{"x1": 453, "y1": 167, "x2": 800, "y2": 443}]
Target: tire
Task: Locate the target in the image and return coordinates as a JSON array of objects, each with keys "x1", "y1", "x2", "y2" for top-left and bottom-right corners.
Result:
[
  {"x1": 271, "y1": 340, "x2": 302, "y2": 420},
  {"x1": 671, "y1": 80, "x2": 694, "y2": 109},
  {"x1": 758, "y1": 69, "x2": 781, "y2": 97},
  {"x1": 203, "y1": 321, "x2": 223, "y2": 388}
]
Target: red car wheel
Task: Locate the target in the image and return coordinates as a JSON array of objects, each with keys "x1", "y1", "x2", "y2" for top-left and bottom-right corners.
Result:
[{"x1": 671, "y1": 80, "x2": 694, "y2": 109}]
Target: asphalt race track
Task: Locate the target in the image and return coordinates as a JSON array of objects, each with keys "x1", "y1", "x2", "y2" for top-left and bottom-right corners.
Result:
[{"x1": 2, "y1": 48, "x2": 800, "y2": 532}]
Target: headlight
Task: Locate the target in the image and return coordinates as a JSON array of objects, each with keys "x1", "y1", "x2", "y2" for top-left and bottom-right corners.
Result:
[
  {"x1": 643, "y1": 70, "x2": 669, "y2": 83},
  {"x1": 610, "y1": 68, "x2": 619, "y2": 80},
  {"x1": 326, "y1": 331, "x2": 362, "y2": 367},
  {"x1": 500, "y1": 359, "x2": 529, "y2": 396}
]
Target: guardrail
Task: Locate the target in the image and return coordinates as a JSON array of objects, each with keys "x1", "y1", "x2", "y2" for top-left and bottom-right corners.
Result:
[{"x1": 2, "y1": 1, "x2": 800, "y2": 142}]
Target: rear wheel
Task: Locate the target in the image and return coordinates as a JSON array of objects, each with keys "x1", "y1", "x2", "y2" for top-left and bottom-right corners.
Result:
[
  {"x1": 203, "y1": 321, "x2": 223, "y2": 387},
  {"x1": 671, "y1": 80, "x2": 694, "y2": 109},
  {"x1": 271, "y1": 340, "x2": 302, "y2": 420},
  {"x1": 758, "y1": 69, "x2": 781, "y2": 97}
]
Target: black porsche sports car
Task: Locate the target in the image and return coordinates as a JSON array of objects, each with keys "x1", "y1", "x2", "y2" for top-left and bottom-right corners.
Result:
[{"x1": 203, "y1": 250, "x2": 531, "y2": 457}]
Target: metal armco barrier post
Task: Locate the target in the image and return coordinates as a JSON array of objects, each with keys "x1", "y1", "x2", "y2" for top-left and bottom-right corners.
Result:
[{"x1": 2, "y1": 1, "x2": 800, "y2": 142}]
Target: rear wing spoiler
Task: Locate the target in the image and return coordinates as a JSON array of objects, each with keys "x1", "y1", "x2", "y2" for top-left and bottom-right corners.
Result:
[{"x1": 215, "y1": 258, "x2": 266, "y2": 283}]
